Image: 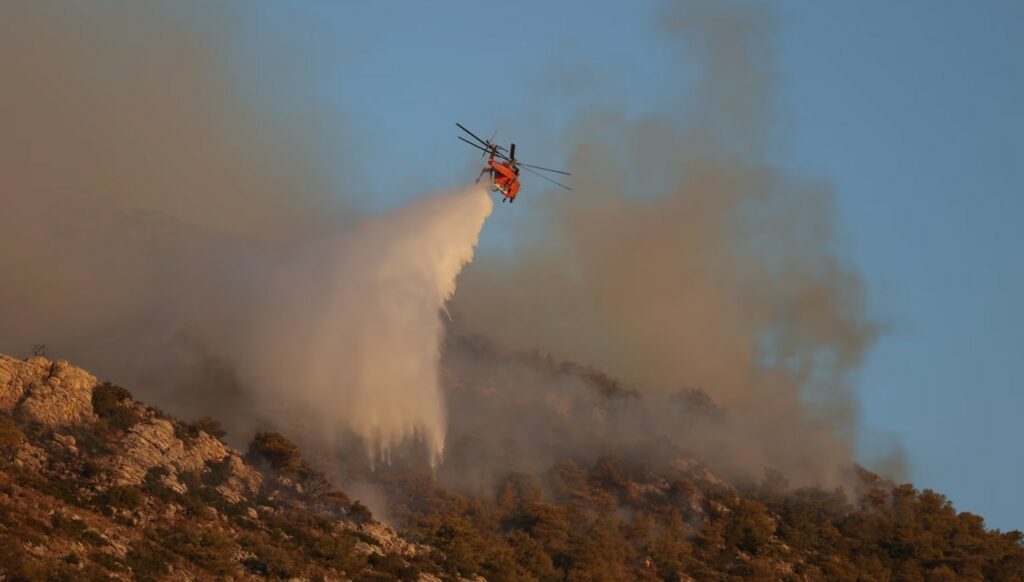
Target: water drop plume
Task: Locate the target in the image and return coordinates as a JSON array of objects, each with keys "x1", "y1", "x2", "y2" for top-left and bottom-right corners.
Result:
[{"x1": 244, "y1": 186, "x2": 493, "y2": 467}]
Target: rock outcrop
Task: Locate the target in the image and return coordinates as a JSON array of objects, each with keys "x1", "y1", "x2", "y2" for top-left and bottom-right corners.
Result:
[
  {"x1": 0, "y1": 355, "x2": 45, "y2": 409},
  {"x1": 111, "y1": 418, "x2": 229, "y2": 486},
  {"x1": 344, "y1": 520, "x2": 424, "y2": 558},
  {"x1": 0, "y1": 352, "x2": 439, "y2": 581},
  {"x1": 214, "y1": 453, "x2": 264, "y2": 503},
  {"x1": 0, "y1": 355, "x2": 96, "y2": 426}
]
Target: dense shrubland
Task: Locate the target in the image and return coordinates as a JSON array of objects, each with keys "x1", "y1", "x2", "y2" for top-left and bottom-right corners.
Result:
[
  {"x1": 2, "y1": 353, "x2": 1021, "y2": 581},
  {"x1": 371, "y1": 457, "x2": 1024, "y2": 581}
]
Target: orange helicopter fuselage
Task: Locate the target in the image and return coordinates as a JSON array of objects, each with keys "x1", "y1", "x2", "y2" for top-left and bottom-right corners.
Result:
[{"x1": 488, "y1": 155, "x2": 521, "y2": 201}]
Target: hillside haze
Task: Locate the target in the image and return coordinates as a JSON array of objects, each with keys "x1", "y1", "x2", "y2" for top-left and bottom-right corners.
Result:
[
  {"x1": 1, "y1": 0, "x2": 880, "y2": 491},
  {"x1": 1, "y1": 1, "x2": 1021, "y2": 580}
]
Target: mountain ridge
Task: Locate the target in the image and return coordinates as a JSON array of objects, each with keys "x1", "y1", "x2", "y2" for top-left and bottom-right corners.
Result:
[{"x1": 1, "y1": 352, "x2": 1022, "y2": 581}]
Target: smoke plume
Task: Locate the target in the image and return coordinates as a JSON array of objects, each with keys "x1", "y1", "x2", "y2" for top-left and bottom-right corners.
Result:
[
  {"x1": 0, "y1": 2, "x2": 492, "y2": 465},
  {"x1": 0, "y1": 1, "x2": 341, "y2": 384},
  {"x1": 0, "y1": 0, "x2": 886, "y2": 491},
  {"x1": 446, "y1": 2, "x2": 879, "y2": 488}
]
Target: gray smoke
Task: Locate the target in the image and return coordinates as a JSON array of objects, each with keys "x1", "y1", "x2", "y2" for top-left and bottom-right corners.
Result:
[
  {"x1": 0, "y1": 2, "x2": 493, "y2": 466},
  {"x1": 0, "y1": 0, "x2": 891, "y2": 492},
  {"x1": 445, "y1": 1, "x2": 881, "y2": 489}
]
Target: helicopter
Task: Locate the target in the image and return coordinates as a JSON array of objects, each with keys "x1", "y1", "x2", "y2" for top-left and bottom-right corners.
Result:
[{"x1": 456, "y1": 123, "x2": 571, "y2": 202}]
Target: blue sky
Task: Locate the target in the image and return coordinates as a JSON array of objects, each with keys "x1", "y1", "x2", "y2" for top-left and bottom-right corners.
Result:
[
  {"x1": 776, "y1": 2, "x2": 1023, "y2": 532},
  {"x1": 232, "y1": 1, "x2": 1022, "y2": 530}
]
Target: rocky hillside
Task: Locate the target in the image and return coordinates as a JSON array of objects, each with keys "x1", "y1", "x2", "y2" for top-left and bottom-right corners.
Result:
[
  {"x1": 0, "y1": 354, "x2": 447, "y2": 581},
  {"x1": 2, "y1": 352, "x2": 1023, "y2": 581}
]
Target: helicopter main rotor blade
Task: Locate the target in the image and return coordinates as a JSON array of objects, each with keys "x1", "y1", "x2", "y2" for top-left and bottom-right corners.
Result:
[
  {"x1": 455, "y1": 123, "x2": 490, "y2": 147},
  {"x1": 521, "y1": 165, "x2": 572, "y2": 190},
  {"x1": 456, "y1": 123, "x2": 509, "y2": 152},
  {"x1": 457, "y1": 136, "x2": 513, "y2": 162},
  {"x1": 516, "y1": 161, "x2": 571, "y2": 176},
  {"x1": 457, "y1": 135, "x2": 489, "y2": 152}
]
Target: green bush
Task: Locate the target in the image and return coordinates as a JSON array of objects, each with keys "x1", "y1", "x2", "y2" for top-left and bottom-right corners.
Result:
[
  {"x1": 164, "y1": 526, "x2": 238, "y2": 576},
  {"x1": 15, "y1": 470, "x2": 83, "y2": 507},
  {"x1": 81, "y1": 529, "x2": 107, "y2": 547},
  {"x1": 49, "y1": 513, "x2": 88, "y2": 537},
  {"x1": 142, "y1": 466, "x2": 177, "y2": 501},
  {"x1": 0, "y1": 415, "x2": 23, "y2": 452},
  {"x1": 91, "y1": 382, "x2": 141, "y2": 431},
  {"x1": 366, "y1": 552, "x2": 420, "y2": 580},
  {"x1": 349, "y1": 500, "x2": 373, "y2": 523},
  {"x1": 178, "y1": 470, "x2": 202, "y2": 490},
  {"x1": 189, "y1": 417, "x2": 227, "y2": 440},
  {"x1": 100, "y1": 485, "x2": 144, "y2": 511},
  {"x1": 88, "y1": 551, "x2": 126, "y2": 572},
  {"x1": 0, "y1": 540, "x2": 50, "y2": 582},
  {"x1": 248, "y1": 431, "x2": 301, "y2": 472},
  {"x1": 69, "y1": 424, "x2": 113, "y2": 457},
  {"x1": 126, "y1": 539, "x2": 173, "y2": 581},
  {"x1": 239, "y1": 531, "x2": 302, "y2": 578}
]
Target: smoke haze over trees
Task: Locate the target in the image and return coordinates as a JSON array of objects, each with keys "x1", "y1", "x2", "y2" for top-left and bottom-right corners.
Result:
[
  {"x1": 3, "y1": 2, "x2": 1023, "y2": 579},
  {"x1": 1, "y1": 0, "x2": 891, "y2": 494}
]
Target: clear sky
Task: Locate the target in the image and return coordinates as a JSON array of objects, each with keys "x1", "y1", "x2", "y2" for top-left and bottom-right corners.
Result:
[{"x1": 228, "y1": 1, "x2": 1022, "y2": 530}]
